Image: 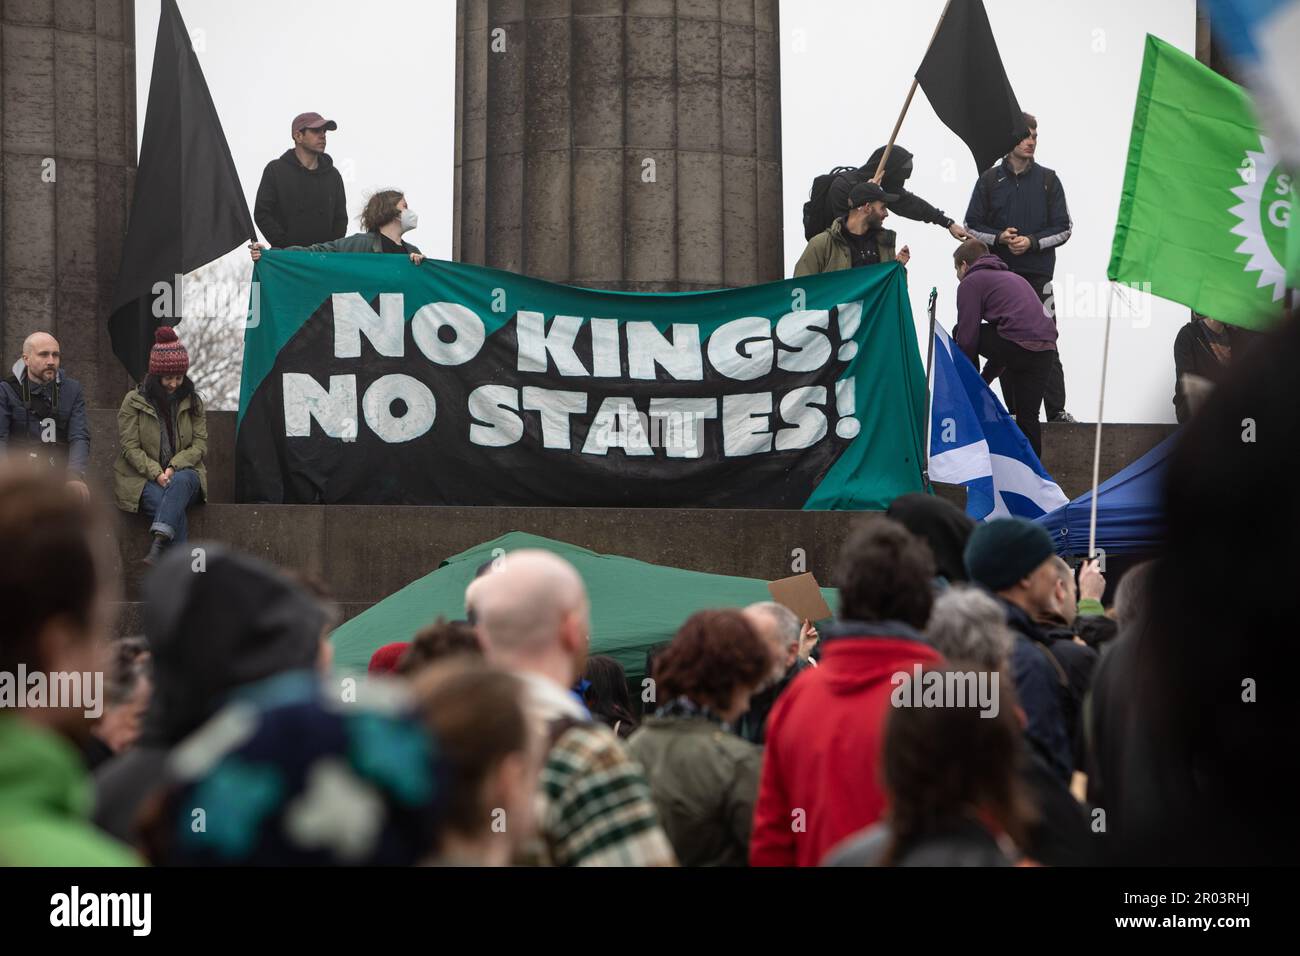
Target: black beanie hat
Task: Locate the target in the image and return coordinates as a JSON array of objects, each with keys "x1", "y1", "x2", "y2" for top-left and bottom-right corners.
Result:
[{"x1": 963, "y1": 518, "x2": 1056, "y2": 591}]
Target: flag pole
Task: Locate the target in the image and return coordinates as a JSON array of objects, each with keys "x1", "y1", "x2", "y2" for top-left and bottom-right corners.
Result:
[
  {"x1": 873, "y1": 0, "x2": 957, "y2": 182},
  {"x1": 923, "y1": 287, "x2": 939, "y2": 490},
  {"x1": 1088, "y1": 283, "x2": 1116, "y2": 558}
]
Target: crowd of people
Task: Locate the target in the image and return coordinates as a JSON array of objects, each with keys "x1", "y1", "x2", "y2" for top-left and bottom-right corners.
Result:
[
  {"x1": 798, "y1": 112, "x2": 1078, "y2": 439},
  {"x1": 2, "y1": 305, "x2": 1294, "y2": 863},
  {"x1": 1, "y1": 107, "x2": 1292, "y2": 869}
]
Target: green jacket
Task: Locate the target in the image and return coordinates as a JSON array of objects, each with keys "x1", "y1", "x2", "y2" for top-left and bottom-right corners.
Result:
[
  {"x1": 793, "y1": 218, "x2": 896, "y2": 277},
  {"x1": 0, "y1": 716, "x2": 140, "y2": 866},
  {"x1": 625, "y1": 716, "x2": 761, "y2": 867},
  {"x1": 114, "y1": 383, "x2": 208, "y2": 513},
  {"x1": 289, "y1": 231, "x2": 421, "y2": 255}
]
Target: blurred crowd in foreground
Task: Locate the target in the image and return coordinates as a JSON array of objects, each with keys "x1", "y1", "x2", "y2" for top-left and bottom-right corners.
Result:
[{"x1": 2, "y1": 310, "x2": 1296, "y2": 868}]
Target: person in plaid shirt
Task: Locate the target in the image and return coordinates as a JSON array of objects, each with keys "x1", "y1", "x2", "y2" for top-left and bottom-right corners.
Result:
[{"x1": 468, "y1": 550, "x2": 676, "y2": 867}]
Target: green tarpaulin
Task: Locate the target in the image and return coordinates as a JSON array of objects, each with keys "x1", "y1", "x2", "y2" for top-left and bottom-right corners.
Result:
[{"x1": 330, "y1": 532, "x2": 839, "y2": 683}]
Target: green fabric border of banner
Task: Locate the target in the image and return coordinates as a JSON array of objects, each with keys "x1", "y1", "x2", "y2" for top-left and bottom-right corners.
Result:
[{"x1": 237, "y1": 254, "x2": 927, "y2": 510}]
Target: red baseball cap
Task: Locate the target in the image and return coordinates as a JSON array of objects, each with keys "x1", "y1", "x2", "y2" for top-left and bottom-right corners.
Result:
[{"x1": 292, "y1": 112, "x2": 337, "y2": 135}]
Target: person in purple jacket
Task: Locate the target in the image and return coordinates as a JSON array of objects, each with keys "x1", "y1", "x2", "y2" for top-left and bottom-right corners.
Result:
[{"x1": 953, "y1": 239, "x2": 1058, "y2": 456}]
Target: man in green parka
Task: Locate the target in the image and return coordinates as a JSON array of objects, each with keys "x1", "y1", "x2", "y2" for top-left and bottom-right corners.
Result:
[{"x1": 794, "y1": 181, "x2": 911, "y2": 278}]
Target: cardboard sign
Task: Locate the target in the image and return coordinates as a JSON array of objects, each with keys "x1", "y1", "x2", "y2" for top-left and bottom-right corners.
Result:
[{"x1": 768, "y1": 573, "x2": 833, "y2": 623}]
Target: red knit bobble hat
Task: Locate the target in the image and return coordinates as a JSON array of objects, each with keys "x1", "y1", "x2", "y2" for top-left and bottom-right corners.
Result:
[{"x1": 148, "y1": 325, "x2": 190, "y2": 376}]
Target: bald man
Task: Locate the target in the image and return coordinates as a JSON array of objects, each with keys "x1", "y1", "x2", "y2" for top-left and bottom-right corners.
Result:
[
  {"x1": 735, "y1": 602, "x2": 808, "y2": 745},
  {"x1": 1, "y1": 332, "x2": 90, "y2": 500},
  {"x1": 468, "y1": 550, "x2": 676, "y2": 867},
  {"x1": 1031, "y1": 556, "x2": 1101, "y2": 773}
]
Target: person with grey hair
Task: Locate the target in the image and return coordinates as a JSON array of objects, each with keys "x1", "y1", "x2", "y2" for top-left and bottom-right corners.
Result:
[
  {"x1": 81, "y1": 638, "x2": 152, "y2": 771},
  {"x1": 920, "y1": 584, "x2": 1096, "y2": 867},
  {"x1": 925, "y1": 586, "x2": 1013, "y2": 670},
  {"x1": 735, "y1": 602, "x2": 809, "y2": 744},
  {"x1": 1111, "y1": 560, "x2": 1154, "y2": 634}
]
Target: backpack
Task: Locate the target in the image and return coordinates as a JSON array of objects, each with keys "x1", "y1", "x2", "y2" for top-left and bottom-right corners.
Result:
[{"x1": 803, "y1": 165, "x2": 857, "y2": 240}]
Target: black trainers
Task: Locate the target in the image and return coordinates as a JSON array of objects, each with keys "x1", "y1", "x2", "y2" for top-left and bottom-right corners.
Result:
[
  {"x1": 1049, "y1": 411, "x2": 1078, "y2": 424},
  {"x1": 142, "y1": 535, "x2": 169, "y2": 566}
]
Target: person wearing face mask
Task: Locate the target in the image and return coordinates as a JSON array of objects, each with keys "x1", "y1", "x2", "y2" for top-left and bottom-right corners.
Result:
[
  {"x1": 824, "y1": 145, "x2": 969, "y2": 242},
  {"x1": 249, "y1": 189, "x2": 424, "y2": 264},
  {"x1": 794, "y1": 181, "x2": 911, "y2": 277},
  {"x1": 113, "y1": 326, "x2": 208, "y2": 566}
]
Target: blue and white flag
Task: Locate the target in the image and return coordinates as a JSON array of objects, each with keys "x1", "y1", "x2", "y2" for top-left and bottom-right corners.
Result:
[
  {"x1": 928, "y1": 323, "x2": 1068, "y2": 521},
  {"x1": 1204, "y1": 0, "x2": 1300, "y2": 165}
]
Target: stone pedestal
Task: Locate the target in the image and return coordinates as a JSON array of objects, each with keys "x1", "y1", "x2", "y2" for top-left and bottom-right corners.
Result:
[
  {"x1": 454, "y1": 0, "x2": 783, "y2": 292},
  {"x1": 1, "y1": 0, "x2": 137, "y2": 407}
]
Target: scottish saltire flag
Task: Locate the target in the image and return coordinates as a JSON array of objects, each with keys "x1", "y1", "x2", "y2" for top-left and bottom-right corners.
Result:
[{"x1": 928, "y1": 323, "x2": 1068, "y2": 521}]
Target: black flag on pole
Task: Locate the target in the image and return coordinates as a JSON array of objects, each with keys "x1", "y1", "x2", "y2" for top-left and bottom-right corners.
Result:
[
  {"x1": 916, "y1": 0, "x2": 1024, "y2": 172},
  {"x1": 109, "y1": 0, "x2": 254, "y2": 381}
]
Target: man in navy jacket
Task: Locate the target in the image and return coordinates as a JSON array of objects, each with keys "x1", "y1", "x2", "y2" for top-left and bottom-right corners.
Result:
[
  {"x1": 0, "y1": 331, "x2": 91, "y2": 500},
  {"x1": 964, "y1": 113, "x2": 1075, "y2": 423},
  {"x1": 964, "y1": 518, "x2": 1075, "y2": 785}
]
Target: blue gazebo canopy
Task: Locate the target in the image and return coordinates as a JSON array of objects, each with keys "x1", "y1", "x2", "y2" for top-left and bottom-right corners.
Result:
[{"x1": 1037, "y1": 432, "x2": 1177, "y2": 557}]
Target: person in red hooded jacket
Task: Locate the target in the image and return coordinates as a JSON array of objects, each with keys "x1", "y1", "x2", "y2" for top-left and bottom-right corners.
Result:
[{"x1": 749, "y1": 518, "x2": 943, "y2": 867}]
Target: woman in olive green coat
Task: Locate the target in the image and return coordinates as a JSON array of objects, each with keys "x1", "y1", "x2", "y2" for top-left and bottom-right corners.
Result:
[
  {"x1": 114, "y1": 326, "x2": 207, "y2": 565},
  {"x1": 626, "y1": 609, "x2": 774, "y2": 867}
]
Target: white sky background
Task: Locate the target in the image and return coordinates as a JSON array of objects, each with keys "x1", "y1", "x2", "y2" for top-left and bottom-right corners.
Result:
[{"x1": 137, "y1": 0, "x2": 1196, "y2": 423}]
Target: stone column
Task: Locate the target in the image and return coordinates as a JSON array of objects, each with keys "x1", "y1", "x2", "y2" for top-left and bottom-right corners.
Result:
[
  {"x1": 1, "y1": 0, "x2": 137, "y2": 408},
  {"x1": 454, "y1": 0, "x2": 783, "y2": 292}
]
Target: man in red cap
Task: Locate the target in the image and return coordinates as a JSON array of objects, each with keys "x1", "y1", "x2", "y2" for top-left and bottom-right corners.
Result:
[{"x1": 253, "y1": 111, "x2": 347, "y2": 248}]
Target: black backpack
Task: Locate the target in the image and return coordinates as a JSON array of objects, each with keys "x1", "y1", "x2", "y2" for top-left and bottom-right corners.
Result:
[{"x1": 803, "y1": 165, "x2": 857, "y2": 240}]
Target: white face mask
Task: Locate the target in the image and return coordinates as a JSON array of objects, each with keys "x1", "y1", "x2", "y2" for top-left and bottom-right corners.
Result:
[{"x1": 399, "y1": 208, "x2": 419, "y2": 233}]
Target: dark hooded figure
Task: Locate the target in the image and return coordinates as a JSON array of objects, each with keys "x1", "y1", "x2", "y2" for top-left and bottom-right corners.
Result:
[
  {"x1": 885, "y1": 493, "x2": 976, "y2": 587},
  {"x1": 1088, "y1": 313, "x2": 1300, "y2": 865},
  {"x1": 825, "y1": 146, "x2": 968, "y2": 240},
  {"x1": 93, "y1": 544, "x2": 328, "y2": 844}
]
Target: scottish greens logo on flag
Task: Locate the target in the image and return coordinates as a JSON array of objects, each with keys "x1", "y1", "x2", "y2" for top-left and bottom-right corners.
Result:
[
  {"x1": 928, "y1": 323, "x2": 1067, "y2": 522},
  {"x1": 1202, "y1": 0, "x2": 1300, "y2": 284},
  {"x1": 1109, "y1": 35, "x2": 1293, "y2": 330}
]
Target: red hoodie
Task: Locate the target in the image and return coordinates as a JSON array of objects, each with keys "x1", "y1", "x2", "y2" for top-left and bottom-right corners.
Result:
[{"x1": 749, "y1": 623, "x2": 944, "y2": 867}]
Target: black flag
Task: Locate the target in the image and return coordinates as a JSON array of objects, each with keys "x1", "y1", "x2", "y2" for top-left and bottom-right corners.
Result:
[
  {"x1": 109, "y1": 0, "x2": 254, "y2": 380},
  {"x1": 916, "y1": 0, "x2": 1024, "y2": 172}
]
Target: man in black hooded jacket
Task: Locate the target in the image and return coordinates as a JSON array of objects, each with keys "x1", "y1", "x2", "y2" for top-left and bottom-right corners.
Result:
[
  {"x1": 825, "y1": 145, "x2": 969, "y2": 242},
  {"x1": 254, "y1": 111, "x2": 348, "y2": 248}
]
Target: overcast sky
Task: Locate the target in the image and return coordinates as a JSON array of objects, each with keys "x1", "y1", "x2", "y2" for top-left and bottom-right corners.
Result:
[{"x1": 138, "y1": 0, "x2": 1196, "y2": 423}]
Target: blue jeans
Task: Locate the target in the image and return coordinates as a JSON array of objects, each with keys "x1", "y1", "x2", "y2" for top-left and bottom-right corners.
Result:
[{"x1": 139, "y1": 468, "x2": 201, "y2": 543}]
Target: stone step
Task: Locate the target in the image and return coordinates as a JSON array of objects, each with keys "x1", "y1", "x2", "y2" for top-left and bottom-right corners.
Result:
[
  {"x1": 93, "y1": 408, "x2": 1175, "y2": 637},
  {"x1": 110, "y1": 500, "x2": 932, "y2": 607},
  {"x1": 86, "y1": 409, "x2": 1175, "y2": 506}
]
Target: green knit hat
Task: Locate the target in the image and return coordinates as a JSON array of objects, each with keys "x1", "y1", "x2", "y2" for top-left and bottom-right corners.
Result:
[{"x1": 963, "y1": 518, "x2": 1056, "y2": 591}]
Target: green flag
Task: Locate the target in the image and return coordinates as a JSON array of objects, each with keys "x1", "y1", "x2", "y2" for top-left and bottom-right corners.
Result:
[{"x1": 1109, "y1": 35, "x2": 1293, "y2": 330}]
